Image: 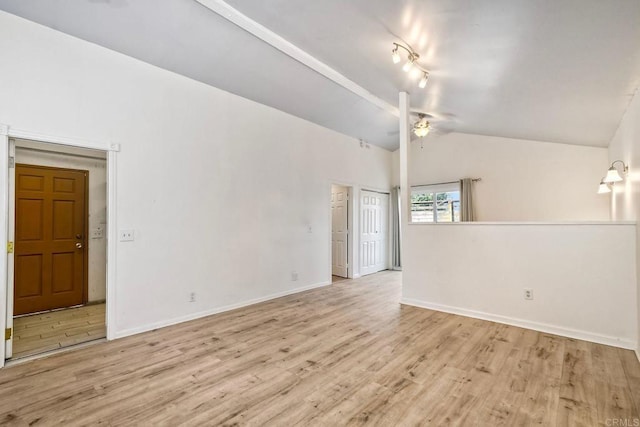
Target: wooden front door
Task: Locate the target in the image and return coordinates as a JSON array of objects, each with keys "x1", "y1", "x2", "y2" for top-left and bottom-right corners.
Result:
[{"x1": 14, "y1": 164, "x2": 87, "y2": 316}]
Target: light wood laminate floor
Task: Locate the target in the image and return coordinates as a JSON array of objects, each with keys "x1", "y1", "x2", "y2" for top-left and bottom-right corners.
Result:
[
  {"x1": 332, "y1": 275, "x2": 349, "y2": 283},
  {"x1": 12, "y1": 303, "x2": 106, "y2": 359},
  {"x1": 0, "y1": 271, "x2": 638, "y2": 426}
]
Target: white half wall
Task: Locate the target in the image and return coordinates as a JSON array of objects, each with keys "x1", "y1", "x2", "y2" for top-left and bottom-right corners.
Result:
[
  {"x1": 608, "y1": 87, "x2": 640, "y2": 359},
  {"x1": 14, "y1": 144, "x2": 107, "y2": 302},
  {"x1": 0, "y1": 12, "x2": 392, "y2": 338},
  {"x1": 402, "y1": 223, "x2": 638, "y2": 349},
  {"x1": 407, "y1": 133, "x2": 610, "y2": 221}
]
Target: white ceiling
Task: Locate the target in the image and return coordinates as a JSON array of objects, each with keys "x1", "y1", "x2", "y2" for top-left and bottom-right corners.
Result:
[{"x1": 1, "y1": 0, "x2": 639, "y2": 150}]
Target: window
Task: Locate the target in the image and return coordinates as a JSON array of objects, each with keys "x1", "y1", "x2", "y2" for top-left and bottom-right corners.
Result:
[{"x1": 410, "y1": 183, "x2": 460, "y2": 223}]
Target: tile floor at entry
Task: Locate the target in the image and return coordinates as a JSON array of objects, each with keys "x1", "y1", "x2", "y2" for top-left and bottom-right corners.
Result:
[{"x1": 12, "y1": 303, "x2": 106, "y2": 359}]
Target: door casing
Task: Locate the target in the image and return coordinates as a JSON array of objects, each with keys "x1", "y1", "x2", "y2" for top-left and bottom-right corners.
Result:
[{"x1": 0, "y1": 124, "x2": 119, "y2": 367}]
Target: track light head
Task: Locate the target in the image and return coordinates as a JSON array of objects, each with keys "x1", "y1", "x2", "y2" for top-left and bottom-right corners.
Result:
[
  {"x1": 391, "y1": 47, "x2": 401, "y2": 64},
  {"x1": 402, "y1": 56, "x2": 415, "y2": 72},
  {"x1": 418, "y1": 72, "x2": 429, "y2": 88}
]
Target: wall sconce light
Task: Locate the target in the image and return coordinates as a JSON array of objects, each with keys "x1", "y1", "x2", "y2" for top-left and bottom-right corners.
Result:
[
  {"x1": 602, "y1": 160, "x2": 628, "y2": 183},
  {"x1": 597, "y1": 160, "x2": 628, "y2": 194},
  {"x1": 392, "y1": 42, "x2": 430, "y2": 89}
]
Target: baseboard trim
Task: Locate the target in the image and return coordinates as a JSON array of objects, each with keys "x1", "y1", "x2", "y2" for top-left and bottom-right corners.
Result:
[
  {"x1": 400, "y1": 298, "x2": 637, "y2": 351},
  {"x1": 636, "y1": 349, "x2": 640, "y2": 363},
  {"x1": 113, "y1": 280, "x2": 331, "y2": 340}
]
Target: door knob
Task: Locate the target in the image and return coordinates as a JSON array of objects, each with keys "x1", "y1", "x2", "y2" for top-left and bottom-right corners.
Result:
[{"x1": 76, "y1": 242, "x2": 83, "y2": 249}]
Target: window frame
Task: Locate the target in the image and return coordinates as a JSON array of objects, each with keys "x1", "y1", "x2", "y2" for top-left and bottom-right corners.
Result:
[{"x1": 410, "y1": 182, "x2": 461, "y2": 224}]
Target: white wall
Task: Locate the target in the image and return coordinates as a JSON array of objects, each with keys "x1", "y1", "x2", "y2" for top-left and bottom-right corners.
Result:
[
  {"x1": 408, "y1": 133, "x2": 610, "y2": 221},
  {"x1": 0, "y1": 12, "x2": 392, "y2": 337},
  {"x1": 14, "y1": 144, "x2": 107, "y2": 302},
  {"x1": 402, "y1": 223, "x2": 638, "y2": 349},
  {"x1": 608, "y1": 88, "x2": 640, "y2": 359}
]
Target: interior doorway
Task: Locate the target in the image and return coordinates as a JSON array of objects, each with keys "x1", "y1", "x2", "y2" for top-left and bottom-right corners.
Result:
[
  {"x1": 331, "y1": 184, "x2": 351, "y2": 279},
  {"x1": 8, "y1": 138, "x2": 107, "y2": 360},
  {"x1": 360, "y1": 190, "x2": 389, "y2": 276}
]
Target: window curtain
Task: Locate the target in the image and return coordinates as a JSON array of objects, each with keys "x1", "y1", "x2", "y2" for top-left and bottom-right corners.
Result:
[
  {"x1": 460, "y1": 178, "x2": 476, "y2": 221},
  {"x1": 391, "y1": 186, "x2": 402, "y2": 270}
]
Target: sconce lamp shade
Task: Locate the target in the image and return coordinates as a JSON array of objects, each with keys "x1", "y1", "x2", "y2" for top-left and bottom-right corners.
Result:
[
  {"x1": 603, "y1": 166, "x2": 623, "y2": 183},
  {"x1": 597, "y1": 180, "x2": 611, "y2": 194}
]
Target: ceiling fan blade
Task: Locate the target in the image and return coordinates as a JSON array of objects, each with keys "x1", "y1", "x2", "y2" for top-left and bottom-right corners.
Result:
[
  {"x1": 431, "y1": 126, "x2": 455, "y2": 136},
  {"x1": 409, "y1": 110, "x2": 457, "y2": 122}
]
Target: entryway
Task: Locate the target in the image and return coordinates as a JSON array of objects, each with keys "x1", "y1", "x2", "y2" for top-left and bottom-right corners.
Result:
[
  {"x1": 7, "y1": 138, "x2": 108, "y2": 359},
  {"x1": 12, "y1": 303, "x2": 105, "y2": 358}
]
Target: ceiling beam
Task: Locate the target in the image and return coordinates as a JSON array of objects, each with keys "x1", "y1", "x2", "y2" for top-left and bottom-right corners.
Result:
[{"x1": 195, "y1": 0, "x2": 399, "y2": 118}]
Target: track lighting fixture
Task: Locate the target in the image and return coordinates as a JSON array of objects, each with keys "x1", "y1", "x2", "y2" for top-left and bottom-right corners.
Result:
[{"x1": 392, "y1": 42, "x2": 430, "y2": 89}]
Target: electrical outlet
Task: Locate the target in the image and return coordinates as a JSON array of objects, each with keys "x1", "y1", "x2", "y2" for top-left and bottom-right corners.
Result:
[
  {"x1": 119, "y1": 230, "x2": 135, "y2": 242},
  {"x1": 291, "y1": 271, "x2": 298, "y2": 281},
  {"x1": 189, "y1": 292, "x2": 196, "y2": 303},
  {"x1": 524, "y1": 288, "x2": 533, "y2": 300},
  {"x1": 91, "y1": 227, "x2": 104, "y2": 239}
]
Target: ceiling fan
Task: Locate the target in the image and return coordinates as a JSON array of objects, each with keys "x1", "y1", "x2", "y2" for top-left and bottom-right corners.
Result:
[
  {"x1": 412, "y1": 114, "x2": 431, "y2": 137},
  {"x1": 387, "y1": 111, "x2": 457, "y2": 144}
]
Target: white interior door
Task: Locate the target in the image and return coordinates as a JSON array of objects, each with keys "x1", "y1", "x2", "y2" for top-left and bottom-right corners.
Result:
[
  {"x1": 360, "y1": 190, "x2": 388, "y2": 276},
  {"x1": 331, "y1": 185, "x2": 348, "y2": 277}
]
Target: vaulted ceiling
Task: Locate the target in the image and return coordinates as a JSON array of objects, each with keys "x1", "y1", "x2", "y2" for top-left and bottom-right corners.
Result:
[{"x1": 1, "y1": 0, "x2": 639, "y2": 150}]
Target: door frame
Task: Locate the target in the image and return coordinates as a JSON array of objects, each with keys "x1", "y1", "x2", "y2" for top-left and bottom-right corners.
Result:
[
  {"x1": 328, "y1": 182, "x2": 354, "y2": 280},
  {"x1": 14, "y1": 163, "x2": 91, "y2": 311},
  {"x1": 0, "y1": 124, "x2": 120, "y2": 367}
]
